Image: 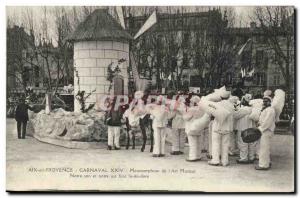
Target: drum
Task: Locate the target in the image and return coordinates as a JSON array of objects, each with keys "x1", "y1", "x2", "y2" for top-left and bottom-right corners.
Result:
[{"x1": 241, "y1": 128, "x2": 262, "y2": 143}]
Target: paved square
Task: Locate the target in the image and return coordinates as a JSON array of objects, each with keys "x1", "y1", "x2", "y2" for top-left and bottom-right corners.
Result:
[{"x1": 6, "y1": 119, "x2": 294, "y2": 192}]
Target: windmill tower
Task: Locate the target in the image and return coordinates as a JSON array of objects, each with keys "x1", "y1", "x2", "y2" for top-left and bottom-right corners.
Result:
[
  {"x1": 68, "y1": 9, "x2": 132, "y2": 112},
  {"x1": 68, "y1": 8, "x2": 158, "y2": 112}
]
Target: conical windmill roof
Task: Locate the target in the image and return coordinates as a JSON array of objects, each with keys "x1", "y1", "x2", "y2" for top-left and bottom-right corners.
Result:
[{"x1": 68, "y1": 9, "x2": 132, "y2": 42}]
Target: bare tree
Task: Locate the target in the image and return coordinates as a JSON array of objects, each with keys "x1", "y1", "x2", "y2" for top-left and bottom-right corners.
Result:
[{"x1": 254, "y1": 6, "x2": 294, "y2": 91}]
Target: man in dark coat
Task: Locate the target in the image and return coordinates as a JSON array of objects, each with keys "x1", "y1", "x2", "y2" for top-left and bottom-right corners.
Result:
[
  {"x1": 15, "y1": 97, "x2": 34, "y2": 139},
  {"x1": 105, "y1": 97, "x2": 124, "y2": 150}
]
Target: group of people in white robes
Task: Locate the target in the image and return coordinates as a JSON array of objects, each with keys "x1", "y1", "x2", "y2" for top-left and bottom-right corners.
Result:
[{"x1": 106, "y1": 87, "x2": 284, "y2": 171}]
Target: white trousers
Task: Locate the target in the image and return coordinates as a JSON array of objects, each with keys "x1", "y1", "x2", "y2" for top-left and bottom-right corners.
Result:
[
  {"x1": 172, "y1": 128, "x2": 186, "y2": 152},
  {"x1": 208, "y1": 122, "x2": 213, "y2": 155},
  {"x1": 187, "y1": 135, "x2": 202, "y2": 160},
  {"x1": 108, "y1": 126, "x2": 121, "y2": 147},
  {"x1": 258, "y1": 130, "x2": 273, "y2": 168},
  {"x1": 237, "y1": 130, "x2": 257, "y2": 160},
  {"x1": 202, "y1": 128, "x2": 209, "y2": 152},
  {"x1": 229, "y1": 130, "x2": 238, "y2": 153},
  {"x1": 211, "y1": 132, "x2": 230, "y2": 165},
  {"x1": 153, "y1": 127, "x2": 166, "y2": 155}
]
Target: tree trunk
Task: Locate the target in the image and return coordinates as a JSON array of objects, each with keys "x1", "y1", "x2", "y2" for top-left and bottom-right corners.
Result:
[{"x1": 45, "y1": 93, "x2": 52, "y2": 114}]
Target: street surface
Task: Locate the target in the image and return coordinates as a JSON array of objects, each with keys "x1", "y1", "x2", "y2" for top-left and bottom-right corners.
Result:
[{"x1": 6, "y1": 118, "x2": 294, "y2": 192}]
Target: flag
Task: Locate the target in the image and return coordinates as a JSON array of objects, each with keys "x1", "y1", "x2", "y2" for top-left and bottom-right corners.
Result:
[
  {"x1": 116, "y1": 7, "x2": 125, "y2": 29},
  {"x1": 238, "y1": 38, "x2": 252, "y2": 55},
  {"x1": 241, "y1": 68, "x2": 246, "y2": 78},
  {"x1": 248, "y1": 68, "x2": 255, "y2": 77},
  {"x1": 134, "y1": 11, "x2": 157, "y2": 40}
]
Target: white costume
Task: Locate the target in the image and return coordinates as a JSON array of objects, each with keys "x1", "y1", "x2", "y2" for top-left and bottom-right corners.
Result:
[
  {"x1": 234, "y1": 105, "x2": 257, "y2": 161},
  {"x1": 207, "y1": 121, "x2": 213, "y2": 156},
  {"x1": 257, "y1": 106, "x2": 276, "y2": 168},
  {"x1": 147, "y1": 102, "x2": 170, "y2": 156},
  {"x1": 169, "y1": 108, "x2": 186, "y2": 153},
  {"x1": 184, "y1": 96, "x2": 210, "y2": 161},
  {"x1": 210, "y1": 99, "x2": 235, "y2": 166},
  {"x1": 228, "y1": 96, "x2": 240, "y2": 155}
]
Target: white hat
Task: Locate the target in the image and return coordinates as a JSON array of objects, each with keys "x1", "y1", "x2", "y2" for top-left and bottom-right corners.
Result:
[
  {"x1": 215, "y1": 86, "x2": 230, "y2": 98},
  {"x1": 229, "y1": 96, "x2": 239, "y2": 103},
  {"x1": 219, "y1": 86, "x2": 226, "y2": 91},
  {"x1": 263, "y1": 90, "x2": 272, "y2": 97},
  {"x1": 190, "y1": 96, "x2": 201, "y2": 103},
  {"x1": 134, "y1": 91, "x2": 144, "y2": 99},
  {"x1": 242, "y1": 94, "x2": 252, "y2": 102},
  {"x1": 220, "y1": 90, "x2": 231, "y2": 98}
]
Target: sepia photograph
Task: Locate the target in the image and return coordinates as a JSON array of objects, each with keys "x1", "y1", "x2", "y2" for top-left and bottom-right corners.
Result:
[{"x1": 5, "y1": 5, "x2": 295, "y2": 192}]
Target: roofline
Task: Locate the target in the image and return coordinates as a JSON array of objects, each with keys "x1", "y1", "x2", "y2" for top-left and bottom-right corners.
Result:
[{"x1": 67, "y1": 37, "x2": 131, "y2": 43}]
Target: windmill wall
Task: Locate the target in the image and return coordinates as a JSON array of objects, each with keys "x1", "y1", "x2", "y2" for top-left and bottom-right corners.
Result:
[{"x1": 74, "y1": 40, "x2": 129, "y2": 112}]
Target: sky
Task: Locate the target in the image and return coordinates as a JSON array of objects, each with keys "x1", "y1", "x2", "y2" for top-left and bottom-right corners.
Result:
[
  {"x1": 6, "y1": 6, "x2": 256, "y2": 46},
  {"x1": 6, "y1": 6, "x2": 255, "y2": 26}
]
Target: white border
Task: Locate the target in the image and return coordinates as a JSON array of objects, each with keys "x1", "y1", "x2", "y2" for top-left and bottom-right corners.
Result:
[{"x1": 1, "y1": 0, "x2": 298, "y2": 197}]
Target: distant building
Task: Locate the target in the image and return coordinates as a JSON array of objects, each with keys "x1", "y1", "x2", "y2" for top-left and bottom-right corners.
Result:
[
  {"x1": 7, "y1": 25, "x2": 73, "y2": 95},
  {"x1": 125, "y1": 10, "x2": 295, "y2": 95},
  {"x1": 7, "y1": 25, "x2": 35, "y2": 93},
  {"x1": 225, "y1": 21, "x2": 294, "y2": 95}
]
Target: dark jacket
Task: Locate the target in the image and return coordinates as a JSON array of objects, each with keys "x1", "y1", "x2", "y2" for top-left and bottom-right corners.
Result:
[
  {"x1": 15, "y1": 103, "x2": 33, "y2": 122},
  {"x1": 105, "y1": 107, "x2": 123, "y2": 127}
]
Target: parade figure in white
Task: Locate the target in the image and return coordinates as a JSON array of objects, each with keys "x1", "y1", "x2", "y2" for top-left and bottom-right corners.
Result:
[
  {"x1": 169, "y1": 95, "x2": 186, "y2": 155},
  {"x1": 146, "y1": 95, "x2": 170, "y2": 157},
  {"x1": 255, "y1": 95, "x2": 276, "y2": 170},
  {"x1": 199, "y1": 86, "x2": 227, "y2": 160},
  {"x1": 123, "y1": 91, "x2": 154, "y2": 152},
  {"x1": 200, "y1": 87, "x2": 234, "y2": 166},
  {"x1": 183, "y1": 96, "x2": 210, "y2": 162},
  {"x1": 234, "y1": 94, "x2": 257, "y2": 164},
  {"x1": 228, "y1": 96, "x2": 240, "y2": 156}
]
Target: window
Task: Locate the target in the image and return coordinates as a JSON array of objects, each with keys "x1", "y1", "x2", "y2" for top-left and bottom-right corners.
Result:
[
  {"x1": 182, "y1": 53, "x2": 189, "y2": 69},
  {"x1": 256, "y1": 50, "x2": 264, "y2": 66},
  {"x1": 255, "y1": 72, "x2": 266, "y2": 86},
  {"x1": 34, "y1": 66, "x2": 39, "y2": 79},
  {"x1": 241, "y1": 51, "x2": 252, "y2": 68},
  {"x1": 226, "y1": 72, "x2": 232, "y2": 85},
  {"x1": 274, "y1": 52, "x2": 282, "y2": 63},
  {"x1": 264, "y1": 56, "x2": 269, "y2": 69},
  {"x1": 273, "y1": 75, "x2": 281, "y2": 85}
]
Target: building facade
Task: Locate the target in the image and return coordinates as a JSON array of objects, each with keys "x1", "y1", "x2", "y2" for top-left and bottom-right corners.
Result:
[
  {"x1": 7, "y1": 25, "x2": 74, "y2": 96},
  {"x1": 125, "y1": 9, "x2": 295, "y2": 96}
]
